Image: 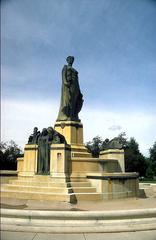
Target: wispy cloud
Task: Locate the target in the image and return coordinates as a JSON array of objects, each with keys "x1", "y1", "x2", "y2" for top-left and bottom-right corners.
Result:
[{"x1": 108, "y1": 125, "x2": 122, "y2": 131}]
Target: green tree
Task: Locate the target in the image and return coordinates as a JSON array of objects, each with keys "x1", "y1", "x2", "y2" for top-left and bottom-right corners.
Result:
[
  {"x1": 117, "y1": 132, "x2": 128, "y2": 147},
  {"x1": 85, "y1": 136, "x2": 103, "y2": 157},
  {"x1": 125, "y1": 137, "x2": 147, "y2": 177},
  {"x1": 149, "y1": 141, "x2": 156, "y2": 175},
  {"x1": 145, "y1": 158, "x2": 154, "y2": 179},
  {"x1": 0, "y1": 140, "x2": 23, "y2": 170}
]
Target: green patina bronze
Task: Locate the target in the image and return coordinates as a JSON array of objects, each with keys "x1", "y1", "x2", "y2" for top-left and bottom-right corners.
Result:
[
  {"x1": 57, "y1": 56, "x2": 83, "y2": 121},
  {"x1": 102, "y1": 138, "x2": 124, "y2": 150},
  {"x1": 28, "y1": 127, "x2": 40, "y2": 144},
  {"x1": 27, "y1": 126, "x2": 66, "y2": 175},
  {"x1": 37, "y1": 128, "x2": 50, "y2": 175}
]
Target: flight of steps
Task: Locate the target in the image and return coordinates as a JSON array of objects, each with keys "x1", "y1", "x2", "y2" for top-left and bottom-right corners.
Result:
[{"x1": 1, "y1": 176, "x2": 102, "y2": 202}]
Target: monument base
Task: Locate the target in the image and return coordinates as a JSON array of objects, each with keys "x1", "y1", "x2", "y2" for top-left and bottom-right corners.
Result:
[
  {"x1": 54, "y1": 121, "x2": 83, "y2": 145},
  {"x1": 54, "y1": 120, "x2": 91, "y2": 158},
  {"x1": 1, "y1": 172, "x2": 139, "y2": 202},
  {"x1": 1, "y1": 123, "x2": 139, "y2": 202}
]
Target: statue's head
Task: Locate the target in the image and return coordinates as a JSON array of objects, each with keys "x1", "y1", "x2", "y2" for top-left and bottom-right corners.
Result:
[
  {"x1": 33, "y1": 127, "x2": 38, "y2": 133},
  {"x1": 47, "y1": 127, "x2": 54, "y2": 134},
  {"x1": 42, "y1": 128, "x2": 48, "y2": 136},
  {"x1": 66, "y1": 56, "x2": 74, "y2": 65},
  {"x1": 105, "y1": 138, "x2": 109, "y2": 143}
]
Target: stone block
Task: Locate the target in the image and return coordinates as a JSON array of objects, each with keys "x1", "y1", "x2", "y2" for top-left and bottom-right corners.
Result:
[
  {"x1": 54, "y1": 121, "x2": 83, "y2": 145},
  {"x1": 19, "y1": 144, "x2": 38, "y2": 177},
  {"x1": 100, "y1": 149, "x2": 125, "y2": 172}
]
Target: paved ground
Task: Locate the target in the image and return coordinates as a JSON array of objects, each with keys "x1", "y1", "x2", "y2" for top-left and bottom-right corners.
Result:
[
  {"x1": 1, "y1": 230, "x2": 156, "y2": 240},
  {"x1": 1, "y1": 197, "x2": 156, "y2": 211}
]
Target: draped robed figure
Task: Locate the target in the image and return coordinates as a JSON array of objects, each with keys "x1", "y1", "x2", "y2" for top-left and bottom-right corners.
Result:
[{"x1": 57, "y1": 56, "x2": 83, "y2": 121}]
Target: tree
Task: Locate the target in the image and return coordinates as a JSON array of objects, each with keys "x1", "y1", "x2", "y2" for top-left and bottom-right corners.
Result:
[
  {"x1": 117, "y1": 132, "x2": 128, "y2": 147},
  {"x1": 145, "y1": 159, "x2": 154, "y2": 179},
  {"x1": 149, "y1": 141, "x2": 156, "y2": 175},
  {"x1": 0, "y1": 140, "x2": 23, "y2": 170},
  {"x1": 85, "y1": 136, "x2": 103, "y2": 157},
  {"x1": 125, "y1": 137, "x2": 147, "y2": 177}
]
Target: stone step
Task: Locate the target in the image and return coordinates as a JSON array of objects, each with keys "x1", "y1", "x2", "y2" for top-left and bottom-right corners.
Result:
[
  {"x1": 9, "y1": 180, "x2": 91, "y2": 188},
  {"x1": 15, "y1": 176, "x2": 89, "y2": 182},
  {"x1": 70, "y1": 182, "x2": 91, "y2": 187},
  {"x1": 72, "y1": 187, "x2": 97, "y2": 193},
  {"x1": 1, "y1": 185, "x2": 73, "y2": 194},
  {"x1": 26, "y1": 175, "x2": 51, "y2": 180},
  {"x1": 1, "y1": 189, "x2": 74, "y2": 202},
  {"x1": 9, "y1": 180, "x2": 70, "y2": 187},
  {"x1": 75, "y1": 193, "x2": 102, "y2": 201},
  {"x1": 1, "y1": 190, "x2": 102, "y2": 202},
  {"x1": 68, "y1": 177, "x2": 89, "y2": 182}
]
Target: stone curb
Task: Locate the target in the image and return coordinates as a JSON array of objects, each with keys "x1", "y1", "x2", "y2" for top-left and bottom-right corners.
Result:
[
  {"x1": 1, "y1": 208, "x2": 156, "y2": 218},
  {"x1": 1, "y1": 208, "x2": 156, "y2": 233}
]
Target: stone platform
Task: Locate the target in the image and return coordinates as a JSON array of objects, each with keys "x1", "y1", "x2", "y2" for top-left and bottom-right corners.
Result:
[
  {"x1": 1, "y1": 121, "x2": 139, "y2": 203},
  {"x1": 1, "y1": 175, "x2": 102, "y2": 202},
  {"x1": 1, "y1": 171, "x2": 139, "y2": 202}
]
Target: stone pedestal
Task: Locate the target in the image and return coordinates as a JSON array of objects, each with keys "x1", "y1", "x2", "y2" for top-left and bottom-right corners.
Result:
[
  {"x1": 100, "y1": 149, "x2": 125, "y2": 172},
  {"x1": 50, "y1": 143, "x2": 71, "y2": 182},
  {"x1": 19, "y1": 144, "x2": 38, "y2": 177},
  {"x1": 17, "y1": 157, "x2": 24, "y2": 174},
  {"x1": 54, "y1": 121, "x2": 83, "y2": 145},
  {"x1": 54, "y1": 121, "x2": 91, "y2": 158}
]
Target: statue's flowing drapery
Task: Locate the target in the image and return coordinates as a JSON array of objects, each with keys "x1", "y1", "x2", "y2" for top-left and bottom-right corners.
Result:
[{"x1": 57, "y1": 57, "x2": 83, "y2": 121}]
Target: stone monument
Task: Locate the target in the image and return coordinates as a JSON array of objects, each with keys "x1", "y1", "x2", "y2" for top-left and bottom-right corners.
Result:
[
  {"x1": 54, "y1": 56, "x2": 91, "y2": 160},
  {"x1": 1, "y1": 56, "x2": 139, "y2": 202}
]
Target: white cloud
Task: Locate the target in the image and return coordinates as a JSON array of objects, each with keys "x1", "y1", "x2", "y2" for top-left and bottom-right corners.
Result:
[
  {"x1": 1, "y1": 99, "x2": 156, "y2": 156},
  {"x1": 108, "y1": 125, "x2": 122, "y2": 131}
]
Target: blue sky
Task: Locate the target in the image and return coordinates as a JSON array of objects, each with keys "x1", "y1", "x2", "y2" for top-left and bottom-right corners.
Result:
[{"x1": 1, "y1": 0, "x2": 156, "y2": 155}]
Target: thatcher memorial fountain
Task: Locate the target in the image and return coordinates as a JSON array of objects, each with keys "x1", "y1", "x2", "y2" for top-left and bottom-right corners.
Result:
[{"x1": 1, "y1": 56, "x2": 139, "y2": 202}]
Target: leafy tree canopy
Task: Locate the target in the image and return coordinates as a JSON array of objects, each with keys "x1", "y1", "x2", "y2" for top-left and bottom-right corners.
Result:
[
  {"x1": 0, "y1": 140, "x2": 23, "y2": 170},
  {"x1": 149, "y1": 141, "x2": 156, "y2": 175},
  {"x1": 85, "y1": 136, "x2": 103, "y2": 157}
]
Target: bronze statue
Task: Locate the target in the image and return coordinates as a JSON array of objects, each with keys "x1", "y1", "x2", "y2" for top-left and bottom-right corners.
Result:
[
  {"x1": 28, "y1": 127, "x2": 40, "y2": 144},
  {"x1": 57, "y1": 56, "x2": 83, "y2": 121},
  {"x1": 37, "y1": 128, "x2": 51, "y2": 175},
  {"x1": 102, "y1": 138, "x2": 123, "y2": 150},
  {"x1": 36, "y1": 127, "x2": 67, "y2": 175},
  {"x1": 47, "y1": 127, "x2": 67, "y2": 144}
]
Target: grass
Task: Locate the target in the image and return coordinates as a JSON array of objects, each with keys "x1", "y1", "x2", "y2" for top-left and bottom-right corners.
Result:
[{"x1": 139, "y1": 179, "x2": 156, "y2": 184}]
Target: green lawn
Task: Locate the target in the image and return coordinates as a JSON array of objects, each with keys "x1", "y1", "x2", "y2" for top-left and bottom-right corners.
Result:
[{"x1": 139, "y1": 180, "x2": 156, "y2": 184}]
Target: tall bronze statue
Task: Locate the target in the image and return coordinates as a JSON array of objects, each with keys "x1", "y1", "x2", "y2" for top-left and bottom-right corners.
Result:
[
  {"x1": 57, "y1": 56, "x2": 83, "y2": 121},
  {"x1": 37, "y1": 128, "x2": 50, "y2": 175}
]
